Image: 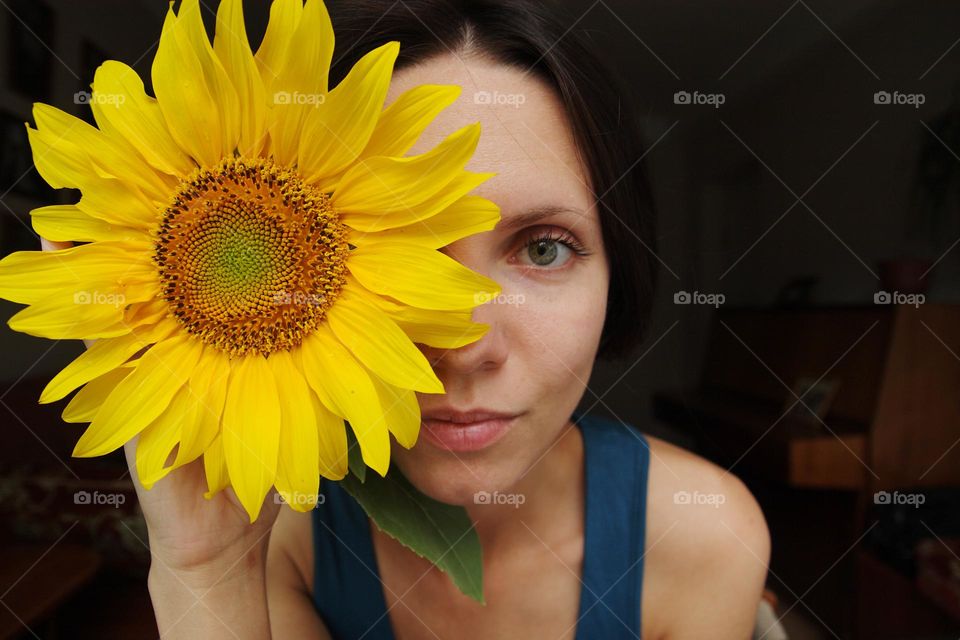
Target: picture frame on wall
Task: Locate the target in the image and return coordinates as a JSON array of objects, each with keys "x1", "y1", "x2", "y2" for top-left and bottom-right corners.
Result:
[{"x1": 784, "y1": 377, "x2": 840, "y2": 427}]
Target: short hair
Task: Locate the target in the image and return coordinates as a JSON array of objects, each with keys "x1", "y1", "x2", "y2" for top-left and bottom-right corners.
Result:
[{"x1": 327, "y1": 0, "x2": 658, "y2": 362}]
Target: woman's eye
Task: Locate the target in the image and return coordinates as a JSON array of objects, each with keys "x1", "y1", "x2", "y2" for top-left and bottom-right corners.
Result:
[{"x1": 521, "y1": 238, "x2": 573, "y2": 268}]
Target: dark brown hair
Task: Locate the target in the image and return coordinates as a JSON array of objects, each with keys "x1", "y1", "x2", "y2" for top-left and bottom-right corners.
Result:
[{"x1": 327, "y1": 0, "x2": 658, "y2": 361}]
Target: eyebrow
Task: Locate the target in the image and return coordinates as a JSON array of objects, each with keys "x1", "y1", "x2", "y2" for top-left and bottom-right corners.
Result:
[{"x1": 496, "y1": 205, "x2": 586, "y2": 232}]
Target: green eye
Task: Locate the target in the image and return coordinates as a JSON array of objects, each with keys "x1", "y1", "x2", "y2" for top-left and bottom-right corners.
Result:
[
  {"x1": 517, "y1": 229, "x2": 588, "y2": 269},
  {"x1": 527, "y1": 239, "x2": 559, "y2": 266}
]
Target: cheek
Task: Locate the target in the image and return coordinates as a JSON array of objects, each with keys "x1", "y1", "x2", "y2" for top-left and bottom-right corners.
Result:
[
  {"x1": 508, "y1": 268, "x2": 609, "y2": 387},
  {"x1": 390, "y1": 262, "x2": 609, "y2": 504}
]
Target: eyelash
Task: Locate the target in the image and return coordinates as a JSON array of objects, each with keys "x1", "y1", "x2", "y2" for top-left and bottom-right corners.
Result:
[{"x1": 520, "y1": 228, "x2": 591, "y2": 263}]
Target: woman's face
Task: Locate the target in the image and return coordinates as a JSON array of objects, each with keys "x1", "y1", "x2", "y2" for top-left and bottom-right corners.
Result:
[{"x1": 386, "y1": 54, "x2": 609, "y2": 506}]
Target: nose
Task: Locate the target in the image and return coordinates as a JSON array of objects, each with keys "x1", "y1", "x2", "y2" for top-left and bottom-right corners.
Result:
[{"x1": 421, "y1": 299, "x2": 509, "y2": 378}]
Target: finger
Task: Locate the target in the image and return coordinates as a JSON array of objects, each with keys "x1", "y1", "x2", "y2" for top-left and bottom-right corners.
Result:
[
  {"x1": 39, "y1": 236, "x2": 97, "y2": 350},
  {"x1": 40, "y1": 236, "x2": 72, "y2": 252},
  {"x1": 123, "y1": 435, "x2": 143, "y2": 487}
]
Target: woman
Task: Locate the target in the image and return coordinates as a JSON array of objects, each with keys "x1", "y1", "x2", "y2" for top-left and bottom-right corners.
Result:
[{"x1": 101, "y1": 1, "x2": 771, "y2": 638}]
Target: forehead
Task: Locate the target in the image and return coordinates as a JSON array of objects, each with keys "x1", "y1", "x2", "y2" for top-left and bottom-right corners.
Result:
[{"x1": 386, "y1": 54, "x2": 593, "y2": 214}]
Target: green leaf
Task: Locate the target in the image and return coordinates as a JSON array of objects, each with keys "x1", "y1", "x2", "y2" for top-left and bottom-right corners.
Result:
[
  {"x1": 345, "y1": 428, "x2": 366, "y2": 483},
  {"x1": 339, "y1": 463, "x2": 485, "y2": 604}
]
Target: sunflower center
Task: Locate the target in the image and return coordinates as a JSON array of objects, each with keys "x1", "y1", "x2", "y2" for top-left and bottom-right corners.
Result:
[{"x1": 154, "y1": 157, "x2": 348, "y2": 357}]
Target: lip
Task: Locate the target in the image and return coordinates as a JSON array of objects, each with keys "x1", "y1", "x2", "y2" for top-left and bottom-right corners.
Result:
[{"x1": 419, "y1": 408, "x2": 520, "y2": 452}]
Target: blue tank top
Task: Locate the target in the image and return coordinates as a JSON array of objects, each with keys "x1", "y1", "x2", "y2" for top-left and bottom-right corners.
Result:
[{"x1": 311, "y1": 411, "x2": 651, "y2": 639}]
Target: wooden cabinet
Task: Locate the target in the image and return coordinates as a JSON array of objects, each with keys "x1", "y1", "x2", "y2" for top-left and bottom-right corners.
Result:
[{"x1": 653, "y1": 304, "x2": 960, "y2": 637}]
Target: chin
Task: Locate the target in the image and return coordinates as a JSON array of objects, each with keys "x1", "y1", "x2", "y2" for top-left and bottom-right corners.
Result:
[{"x1": 391, "y1": 441, "x2": 525, "y2": 507}]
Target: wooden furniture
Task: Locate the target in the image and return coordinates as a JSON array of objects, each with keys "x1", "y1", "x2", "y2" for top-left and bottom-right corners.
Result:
[
  {"x1": 856, "y1": 550, "x2": 958, "y2": 638},
  {"x1": 0, "y1": 543, "x2": 101, "y2": 638},
  {"x1": 653, "y1": 304, "x2": 960, "y2": 638}
]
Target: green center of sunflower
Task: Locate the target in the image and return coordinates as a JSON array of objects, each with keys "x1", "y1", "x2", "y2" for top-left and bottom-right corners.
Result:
[{"x1": 153, "y1": 157, "x2": 348, "y2": 357}]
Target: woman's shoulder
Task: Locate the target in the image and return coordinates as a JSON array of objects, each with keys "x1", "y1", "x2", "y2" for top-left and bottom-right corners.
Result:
[
  {"x1": 641, "y1": 434, "x2": 770, "y2": 638},
  {"x1": 643, "y1": 433, "x2": 769, "y2": 552}
]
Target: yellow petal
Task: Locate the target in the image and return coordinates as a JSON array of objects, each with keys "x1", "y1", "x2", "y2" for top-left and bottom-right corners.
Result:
[
  {"x1": 73, "y1": 334, "x2": 202, "y2": 457},
  {"x1": 268, "y1": 351, "x2": 320, "y2": 511},
  {"x1": 327, "y1": 286, "x2": 443, "y2": 393},
  {"x1": 344, "y1": 170, "x2": 493, "y2": 234},
  {"x1": 285, "y1": 343, "x2": 347, "y2": 479},
  {"x1": 32, "y1": 103, "x2": 173, "y2": 201},
  {"x1": 370, "y1": 375, "x2": 421, "y2": 449},
  {"x1": 99, "y1": 299, "x2": 170, "y2": 342},
  {"x1": 152, "y1": 4, "x2": 222, "y2": 167},
  {"x1": 178, "y1": 0, "x2": 241, "y2": 157},
  {"x1": 263, "y1": 0, "x2": 334, "y2": 166},
  {"x1": 0, "y1": 241, "x2": 155, "y2": 305},
  {"x1": 75, "y1": 175, "x2": 161, "y2": 231},
  {"x1": 41, "y1": 318, "x2": 178, "y2": 404},
  {"x1": 26, "y1": 126, "x2": 157, "y2": 229},
  {"x1": 348, "y1": 240, "x2": 501, "y2": 310},
  {"x1": 387, "y1": 305, "x2": 490, "y2": 349},
  {"x1": 298, "y1": 41, "x2": 399, "y2": 183},
  {"x1": 203, "y1": 433, "x2": 230, "y2": 499},
  {"x1": 354, "y1": 195, "x2": 500, "y2": 248},
  {"x1": 172, "y1": 347, "x2": 229, "y2": 467},
  {"x1": 310, "y1": 391, "x2": 348, "y2": 480},
  {"x1": 8, "y1": 282, "x2": 157, "y2": 340},
  {"x1": 254, "y1": 0, "x2": 303, "y2": 89},
  {"x1": 62, "y1": 365, "x2": 135, "y2": 423},
  {"x1": 362, "y1": 84, "x2": 462, "y2": 159},
  {"x1": 30, "y1": 205, "x2": 149, "y2": 244},
  {"x1": 222, "y1": 354, "x2": 281, "y2": 522},
  {"x1": 124, "y1": 297, "x2": 170, "y2": 328},
  {"x1": 136, "y1": 384, "x2": 190, "y2": 489},
  {"x1": 332, "y1": 123, "x2": 481, "y2": 218},
  {"x1": 299, "y1": 325, "x2": 390, "y2": 476},
  {"x1": 91, "y1": 61, "x2": 195, "y2": 177},
  {"x1": 214, "y1": 0, "x2": 267, "y2": 156}
]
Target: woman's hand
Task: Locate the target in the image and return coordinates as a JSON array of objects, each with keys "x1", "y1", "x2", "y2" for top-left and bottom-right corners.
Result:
[
  {"x1": 40, "y1": 237, "x2": 97, "y2": 352},
  {"x1": 42, "y1": 235, "x2": 280, "y2": 586},
  {"x1": 42, "y1": 235, "x2": 279, "y2": 637},
  {"x1": 122, "y1": 436, "x2": 282, "y2": 583},
  {"x1": 127, "y1": 433, "x2": 279, "y2": 639}
]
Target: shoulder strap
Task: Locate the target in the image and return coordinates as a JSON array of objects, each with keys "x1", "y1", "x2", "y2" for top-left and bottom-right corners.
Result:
[
  {"x1": 574, "y1": 412, "x2": 650, "y2": 639},
  {"x1": 312, "y1": 480, "x2": 394, "y2": 640}
]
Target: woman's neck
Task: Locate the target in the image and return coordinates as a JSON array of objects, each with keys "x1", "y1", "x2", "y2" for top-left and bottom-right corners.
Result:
[{"x1": 465, "y1": 420, "x2": 585, "y2": 558}]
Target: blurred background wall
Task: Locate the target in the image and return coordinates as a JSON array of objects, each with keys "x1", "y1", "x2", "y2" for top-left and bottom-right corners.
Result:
[{"x1": 0, "y1": 1, "x2": 958, "y2": 639}]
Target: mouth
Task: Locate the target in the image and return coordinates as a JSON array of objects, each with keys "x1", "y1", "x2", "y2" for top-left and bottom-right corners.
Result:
[{"x1": 419, "y1": 408, "x2": 521, "y2": 452}]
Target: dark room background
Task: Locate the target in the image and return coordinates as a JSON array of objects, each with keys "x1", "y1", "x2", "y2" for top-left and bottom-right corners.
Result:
[{"x1": 0, "y1": 1, "x2": 958, "y2": 639}]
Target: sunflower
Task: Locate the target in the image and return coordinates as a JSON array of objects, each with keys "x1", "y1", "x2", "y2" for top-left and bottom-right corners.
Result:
[{"x1": 0, "y1": 0, "x2": 501, "y2": 522}]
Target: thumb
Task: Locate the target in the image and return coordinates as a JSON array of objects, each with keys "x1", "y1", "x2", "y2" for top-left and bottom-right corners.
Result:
[
  {"x1": 40, "y1": 236, "x2": 95, "y2": 350},
  {"x1": 40, "y1": 237, "x2": 72, "y2": 252}
]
